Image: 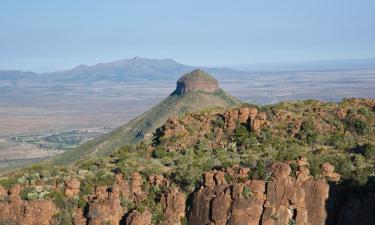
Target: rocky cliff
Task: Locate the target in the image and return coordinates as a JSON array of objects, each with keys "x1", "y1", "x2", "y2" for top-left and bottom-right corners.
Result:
[
  {"x1": 0, "y1": 162, "x2": 373, "y2": 225},
  {"x1": 175, "y1": 69, "x2": 219, "y2": 95}
]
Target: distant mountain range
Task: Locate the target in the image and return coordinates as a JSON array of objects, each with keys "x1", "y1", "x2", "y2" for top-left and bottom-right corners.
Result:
[
  {"x1": 0, "y1": 57, "x2": 241, "y2": 84},
  {"x1": 2, "y1": 57, "x2": 374, "y2": 84}
]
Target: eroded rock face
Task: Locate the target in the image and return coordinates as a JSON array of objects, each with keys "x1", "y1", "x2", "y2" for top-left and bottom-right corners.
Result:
[
  {"x1": 175, "y1": 69, "x2": 219, "y2": 95},
  {"x1": 224, "y1": 107, "x2": 267, "y2": 134},
  {"x1": 160, "y1": 188, "x2": 186, "y2": 225},
  {"x1": 86, "y1": 185, "x2": 125, "y2": 225},
  {"x1": 188, "y1": 163, "x2": 334, "y2": 225},
  {"x1": 64, "y1": 178, "x2": 80, "y2": 198},
  {"x1": 1, "y1": 160, "x2": 373, "y2": 225},
  {"x1": 125, "y1": 210, "x2": 152, "y2": 225},
  {"x1": 0, "y1": 185, "x2": 6, "y2": 198},
  {"x1": 321, "y1": 162, "x2": 340, "y2": 182},
  {"x1": 0, "y1": 184, "x2": 57, "y2": 225},
  {"x1": 163, "y1": 116, "x2": 188, "y2": 138}
]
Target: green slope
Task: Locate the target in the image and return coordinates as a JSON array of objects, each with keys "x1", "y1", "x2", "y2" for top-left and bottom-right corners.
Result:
[{"x1": 53, "y1": 88, "x2": 240, "y2": 165}]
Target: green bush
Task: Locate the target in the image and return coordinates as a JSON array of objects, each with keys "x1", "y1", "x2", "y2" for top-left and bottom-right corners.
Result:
[
  {"x1": 0, "y1": 176, "x2": 19, "y2": 189},
  {"x1": 234, "y1": 124, "x2": 250, "y2": 145},
  {"x1": 344, "y1": 116, "x2": 369, "y2": 135},
  {"x1": 47, "y1": 190, "x2": 65, "y2": 208},
  {"x1": 242, "y1": 186, "x2": 251, "y2": 199},
  {"x1": 363, "y1": 143, "x2": 375, "y2": 160},
  {"x1": 20, "y1": 186, "x2": 34, "y2": 200},
  {"x1": 298, "y1": 119, "x2": 318, "y2": 144}
]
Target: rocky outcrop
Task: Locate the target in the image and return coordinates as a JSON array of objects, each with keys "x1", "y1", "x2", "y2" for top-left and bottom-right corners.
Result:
[
  {"x1": 73, "y1": 208, "x2": 87, "y2": 225},
  {"x1": 160, "y1": 188, "x2": 186, "y2": 225},
  {"x1": 85, "y1": 172, "x2": 146, "y2": 225},
  {"x1": 163, "y1": 116, "x2": 188, "y2": 138},
  {"x1": 188, "y1": 163, "x2": 337, "y2": 225},
  {"x1": 1, "y1": 161, "x2": 373, "y2": 225},
  {"x1": 224, "y1": 107, "x2": 268, "y2": 133},
  {"x1": 86, "y1": 185, "x2": 125, "y2": 225},
  {"x1": 125, "y1": 210, "x2": 152, "y2": 225},
  {"x1": 321, "y1": 162, "x2": 341, "y2": 182},
  {"x1": 64, "y1": 178, "x2": 80, "y2": 198},
  {"x1": 159, "y1": 106, "x2": 268, "y2": 151},
  {"x1": 0, "y1": 185, "x2": 6, "y2": 198},
  {"x1": 175, "y1": 69, "x2": 219, "y2": 95},
  {"x1": 0, "y1": 184, "x2": 57, "y2": 225}
]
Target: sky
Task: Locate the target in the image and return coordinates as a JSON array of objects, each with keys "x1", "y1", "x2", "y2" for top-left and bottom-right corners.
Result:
[{"x1": 1, "y1": 0, "x2": 375, "y2": 71}]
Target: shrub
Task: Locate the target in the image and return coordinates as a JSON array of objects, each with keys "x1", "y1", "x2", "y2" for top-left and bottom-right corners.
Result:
[
  {"x1": 153, "y1": 148, "x2": 169, "y2": 158},
  {"x1": 234, "y1": 124, "x2": 250, "y2": 145},
  {"x1": 213, "y1": 116, "x2": 225, "y2": 128},
  {"x1": 0, "y1": 177, "x2": 19, "y2": 189},
  {"x1": 242, "y1": 186, "x2": 251, "y2": 199},
  {"x1": 363, "y1": 143, "x2": 375, "y2": 160},
  {"x1": 344, "y1": 116, "x2": 369, "y2": 135},
  {"x1": 20, "y1": 186, "x2": 34, "y2": 200},
  {"x1": 47, "y1": 190, "x2": 66, "y2": 208},
  {"x1": 298, "y1": 119, "x2": 318, "y2": 144}
]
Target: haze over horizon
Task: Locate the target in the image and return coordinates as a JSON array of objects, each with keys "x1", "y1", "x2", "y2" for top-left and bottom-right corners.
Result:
[{"x1": 1, "y1": 0, "x2": 375, "y2": 71}]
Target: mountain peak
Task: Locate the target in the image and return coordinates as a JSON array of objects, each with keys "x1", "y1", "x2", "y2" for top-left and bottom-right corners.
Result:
[{"x1": 176, "y1": 69, "x2": 219, "y2": 95}]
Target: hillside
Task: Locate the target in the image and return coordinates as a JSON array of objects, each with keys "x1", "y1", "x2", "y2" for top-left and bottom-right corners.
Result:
[
  {"x1": 0, "y1": 98, "x2": 374, "y2": 225},
  {"x1": 53, "y1": 69, "x2": 240, "y2": 164}
]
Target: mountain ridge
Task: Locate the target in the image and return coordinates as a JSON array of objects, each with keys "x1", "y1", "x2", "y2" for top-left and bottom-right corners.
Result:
[{"x1": 0, "y1": 57, "x2": 242, "y2": 83}]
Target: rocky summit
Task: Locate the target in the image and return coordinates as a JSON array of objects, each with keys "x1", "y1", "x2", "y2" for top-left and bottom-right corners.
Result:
[{"x1": 175, "y1": 69, "x2": 219, "y2": 95}]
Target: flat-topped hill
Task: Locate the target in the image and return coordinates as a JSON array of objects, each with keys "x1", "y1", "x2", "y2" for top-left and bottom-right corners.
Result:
[{"x1": 175, "y1": 69, "x2": 219, "y2": 94}]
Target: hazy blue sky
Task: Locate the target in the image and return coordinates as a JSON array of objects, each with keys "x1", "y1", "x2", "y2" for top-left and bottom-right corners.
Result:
[{"x1": 1, "y1": 0, "x2": 374, "y2": 71}]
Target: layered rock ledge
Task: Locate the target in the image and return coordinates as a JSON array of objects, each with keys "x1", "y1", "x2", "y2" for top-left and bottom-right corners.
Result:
[{"x1": 175, "y1": 69, "x2": 219, "y2": 95}]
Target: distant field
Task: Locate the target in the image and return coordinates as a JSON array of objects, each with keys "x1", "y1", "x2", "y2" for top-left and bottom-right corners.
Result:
[{"x1": 0, "y1": 69, "x2": 374, "y2": 168}]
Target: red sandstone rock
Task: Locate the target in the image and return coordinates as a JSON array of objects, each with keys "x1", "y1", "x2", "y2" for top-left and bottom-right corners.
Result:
[
  {"x1": 271, "y1": 163, "x2": 291, "y2": 179},
  {"x1": 160, "y1": 188, "x2": 186, "y2": 225},
  {"x1": 86, "y1": 185, "x2": 124, "y2": 225},
  {"x1": 188, "y1": 163, "x2": 332, "y2": 225},
  {"x1": 0, "y1": 191, "x2": 57, "y2": 225},
  {"x1": 125, "y1": 210, "x2": 152, "y2": 225},
  {"x1": 0, "y1": 185, "x2": 6, "y2": 198},
  {"x1": 321, "y1": 162, "x2": 340, "y2": 182},
  {"x1": 64, "y1": 178, "x2": 80, "y2": 198},
  {"x1": 203, "y1": 172, "x2": 215, "y2": 187},
  {"x1": 73, "y1": 208, "x2": 87, "y2": 225}
]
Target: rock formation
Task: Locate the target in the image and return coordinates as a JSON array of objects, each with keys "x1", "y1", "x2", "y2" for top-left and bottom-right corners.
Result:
[
  {"x1": 64, "y1": 178, "x2": 80, "y2": 198},
  {"x1": 224, "y1": 107, "x2": 268, "y2": 134},
  {"x1": 125, "y1": 210, "x2": 152, "y2": 225},
  {"x1": 175, "y1": 69, "x2": 219, "y2": 95},
  {"x1": 188, "y1": 163, "x2": 336, "y2": 225},
  {"x1": 86, "y1": 186, "x2": 124, "y2": 225},
  {"x1": 0, "y1": 184, "x2": 57, "y2": 225},
  {"x1": 160, "y1": 188, "x2": 186, "y2": 225}
]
